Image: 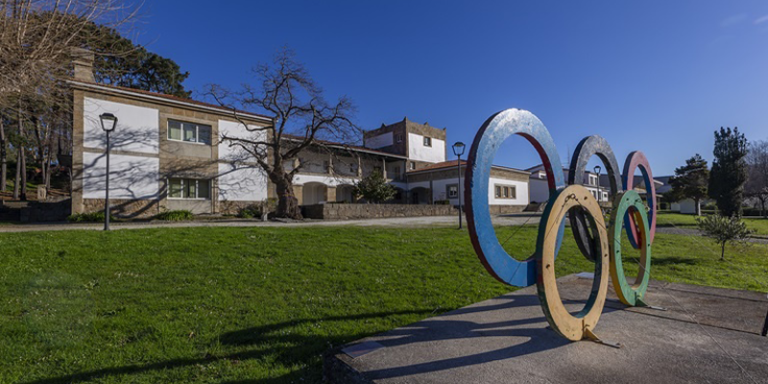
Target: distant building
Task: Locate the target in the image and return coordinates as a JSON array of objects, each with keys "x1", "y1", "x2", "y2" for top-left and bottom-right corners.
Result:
[{"x1": 68, "y1": 55, "x2": 529, "y2": 217}]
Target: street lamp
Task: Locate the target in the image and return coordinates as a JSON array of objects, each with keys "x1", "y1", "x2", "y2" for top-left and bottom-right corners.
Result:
[
  {"x1": 593, "y1": 165, "x2": 602, "y2": 205},
  {"x1": 100, "y1": 113, "x2": 117, "y2": 231},
  {"x1": 452, "y1": 141, "x2": 466, "y2": 229}
]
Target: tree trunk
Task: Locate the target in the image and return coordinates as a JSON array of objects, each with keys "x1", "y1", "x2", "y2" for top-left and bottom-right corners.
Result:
[
  {"x1": 19, "y1": 145, "x2": 26, "y2": 201},
  {"x1": 0, "y1": 116, "x2": 5, "y2": 193},
  {"x1": 720, "y1": 243, "x2": 726, "y2": 261},
  {"x1": 694, "y1": 198, "x2": 701, "y2": 216},
  {"x1": 12, "y1": 146, "x2": 20, "y2": 200},
  {"x1": 273, "y1": 174, "x2": 302, "y2": 219}
]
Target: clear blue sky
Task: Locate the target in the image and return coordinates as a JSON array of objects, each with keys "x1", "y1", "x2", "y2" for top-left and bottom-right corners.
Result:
[{"x1": 133, "y1": 0, "x2": 768, "y2": 176}]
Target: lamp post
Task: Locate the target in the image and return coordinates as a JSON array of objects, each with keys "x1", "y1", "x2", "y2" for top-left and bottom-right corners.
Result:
[
  {"x1": 593, "y1": 165, "x2": 602, "y2": 205},
  {"x1": 99, "y1": 113, "x2": 117, "y2": 231},
  {"x1": 452, "y1": 141, "x2": 466, "y2": 229}
]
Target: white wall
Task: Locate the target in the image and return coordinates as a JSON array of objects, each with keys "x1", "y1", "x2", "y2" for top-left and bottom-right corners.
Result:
[
  {"x1": 82, "y1": 152, "x2": 160, "y2": 199},
  {"x1": 366, "y1": 132, "x2": 393, "y2": 149},
  {"x1": 408, "y1": 177, "x2": 529, "y2": 206},
  {"x1": 83, "y1": 98, "x2": 159, "y2": 154},
  {"x1": 671, "y1": 199, "x2": 697, "y2": 214},
  {"x1": 293, "y1": 174, "x2": 359, "y2": 187},
  {"x1": 217, "y1": 163, "x2": 268, "y2": 201},
  {"x1": 487, "y1": 177, "x2": 529, "y2": 206},
  {"x1": 218, "y1": 120, "x2": 266, "y2": 162},
  {"x1": 407, "y1": 133, "x2": 445, "y2": 163}
]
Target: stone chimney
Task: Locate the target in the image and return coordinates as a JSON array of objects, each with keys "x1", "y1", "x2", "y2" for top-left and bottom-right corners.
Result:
[{"x1": 71, "y1": 48, "x2": 94, "y2": 82}]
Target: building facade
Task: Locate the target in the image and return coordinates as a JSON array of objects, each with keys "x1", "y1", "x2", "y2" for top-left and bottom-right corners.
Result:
[{"x1": 69, "y1": 57, "x2": 531, "y2": 217}]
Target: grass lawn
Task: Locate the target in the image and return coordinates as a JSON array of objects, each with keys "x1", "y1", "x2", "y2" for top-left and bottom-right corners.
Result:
[
  {"x1": 657, "y1": 211, "x2": 768, "y2": 236},
  {"x1": 1, "y1": 226, "x2": 766, "y2": 383}
]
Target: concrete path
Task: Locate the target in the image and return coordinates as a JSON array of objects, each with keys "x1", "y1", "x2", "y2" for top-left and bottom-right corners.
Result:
[
  {"x1": 326, "y1": 274, "x2": 768, "y2": 384},
  {"x1": 0, "y1": 214, "x2": 542, "y2": 233},
  {"x1": 656, "y1": 226, "x2": 768, "y2": 244}
]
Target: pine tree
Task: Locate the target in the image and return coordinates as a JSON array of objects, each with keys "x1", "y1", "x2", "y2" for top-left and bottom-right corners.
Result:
[
  {"x1": 709, "y1": 127, "x2": 748, "y2": 217},
  {"x1": 668, "y1": 154, "x2": 709, "y2": 215}
]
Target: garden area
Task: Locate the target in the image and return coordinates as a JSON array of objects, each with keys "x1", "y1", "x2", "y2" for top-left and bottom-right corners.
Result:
[{"x1": 1, "y1": 225, "x2": 766, "y2": 383}]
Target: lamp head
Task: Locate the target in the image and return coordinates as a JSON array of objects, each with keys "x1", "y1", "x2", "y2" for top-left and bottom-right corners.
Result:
[
  {"x1": 99, "y1": 113, "x2": 118, "y2": 132},
  {"x1": 452, "y1": 141, "x2": 466, "y2": 156},
  {"x1": 593, "y1": 165, "x2": 602, "y2": 174}
]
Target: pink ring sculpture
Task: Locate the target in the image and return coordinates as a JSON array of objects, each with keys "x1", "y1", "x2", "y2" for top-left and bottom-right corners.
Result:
[{"x1": 622, "y1": 151, "x2": 656, "y2": 249}]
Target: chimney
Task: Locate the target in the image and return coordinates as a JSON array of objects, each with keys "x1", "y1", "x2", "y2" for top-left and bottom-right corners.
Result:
[{"x1": 71, "y1": 48, "x2": 94, "y2": 82}]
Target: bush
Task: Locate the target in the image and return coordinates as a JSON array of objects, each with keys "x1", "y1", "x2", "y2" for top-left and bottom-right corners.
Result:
[
  {"x1": 154, "y1": 210, "x2": 194, "y2": 221},
  {"x1": 353, "y1": 170, "x2": 396, "y2": 203},
  {"x1": 67, "y1": 211, "x2": 113, "y2": 223},
  {"x1": 434, "y1": 199, "x2": 450, "y2": 205},
  {"x1": 696, "y1": 215, "x2": 754, "y2": 260},
  {"x1": 237, "y1": 205, "x2": 262, "y2": 219}
]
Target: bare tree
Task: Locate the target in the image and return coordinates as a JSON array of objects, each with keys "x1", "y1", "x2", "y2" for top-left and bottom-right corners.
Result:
[
  {"x1": 208, "y1": 48, "x2": 361, "y2": 219},
  {"x1": 0, "y1": 1, "x2": 139, "y2": 198},
  {"x1": 746, "y1": 140, "x2": 768, "y2": 217}
]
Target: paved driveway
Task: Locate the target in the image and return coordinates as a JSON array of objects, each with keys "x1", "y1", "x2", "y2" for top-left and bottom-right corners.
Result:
[{"x1": 0, "y1": 214, "x2": 543, "y2": 233}]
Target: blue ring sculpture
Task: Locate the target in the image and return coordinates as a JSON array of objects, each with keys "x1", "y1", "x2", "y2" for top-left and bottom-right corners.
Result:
[{"x1": 465, "y1": 109, "x2": 565, "y2": 287}]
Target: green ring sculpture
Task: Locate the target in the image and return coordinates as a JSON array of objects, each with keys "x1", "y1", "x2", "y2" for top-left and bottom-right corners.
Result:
[{"x1": 609, "y1": 190, "x2": 652, "y2": 307}]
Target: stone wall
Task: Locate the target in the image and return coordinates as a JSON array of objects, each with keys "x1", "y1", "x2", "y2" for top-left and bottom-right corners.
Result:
[
  {"x1": 19, "y1": 200, "x2": 71, "y2": 222},
  {"x1": 302, "y1": 203, "x2": 455, "y2": 220},
  {"x1": 488, "y1": 204, "x2": 526, "y2": 214},
  {"x1": 83, "y1": 198, "x2": 161, "y2": 218}
]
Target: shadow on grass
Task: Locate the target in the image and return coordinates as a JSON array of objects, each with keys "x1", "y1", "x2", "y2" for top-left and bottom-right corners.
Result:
[
  {"x1": 21, "y1": 294, "x2": 575, "y2": 384},
  {"x1": 650, "y1": 256, "x2": 700, "y2": 266}
]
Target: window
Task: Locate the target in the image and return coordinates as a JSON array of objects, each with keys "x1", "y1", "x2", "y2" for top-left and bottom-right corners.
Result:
[
  {"x1": 447, "y1": 184, "x2": 459, "y2": 198},
  {"x1": 168, "y1": 178, "x2": 211, "y2": 199},
  {"x1": 396, "y1": 134, "x2": 403, "y2": 143},
  {"x1": 394, "y1": 166, "x2": 401, "y2": 179},
  {"x1": 423, "y1": 137, "x2": 432, "y2": 147},
  {"x1": 409, "y1": 161, "x2": 416, "y2": 170},
  {"x1": 494, "y1": 184, "x2": 516, "y2": 199},
  {"x1": 168, "y1": 120, "x2": 212, "y2": 145},
  {"x1": 349, "y1": 163, "x2": 357, "y2": 174}
]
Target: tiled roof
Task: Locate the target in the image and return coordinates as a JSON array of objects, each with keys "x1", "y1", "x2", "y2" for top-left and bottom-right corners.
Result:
[
  {"x1": 407, "y1": 160, "x2": 527, "y2": 174},
  {"x1": 68, "y1": 79, "x2": 273, "y2": 121},
  {"x1": 281, "y1": 134, "x2": 408, "y2": 159}
]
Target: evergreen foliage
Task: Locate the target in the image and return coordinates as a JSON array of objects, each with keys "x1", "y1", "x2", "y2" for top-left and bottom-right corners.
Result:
[
  {"x1": 709, "y1": 127, "x2": 748, "y2": 217},
  {"x1": 353, "y1": 170, "x2": 396, "y2": 203},
  {"x1": 696, "y1": 214, "x2": 753, "y2": 260},
  {"x1": 668, "y1": 154, "x2": 709, "y2": 215}
]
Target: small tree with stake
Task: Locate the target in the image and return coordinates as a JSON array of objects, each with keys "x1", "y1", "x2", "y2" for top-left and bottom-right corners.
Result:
[
  {"x1": 353, "y1": 170, "x2": 395, "y2": 203},
  {"x1": 696, "y1": 215, "x2": 753, "y2": 261}
]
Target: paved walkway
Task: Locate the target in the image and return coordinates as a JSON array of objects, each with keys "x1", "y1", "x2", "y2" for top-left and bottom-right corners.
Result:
[
  {"x1": 656, "y1": 226, "x2": 768, "y2": 244},
  {"x1": 0, "y1": 214, "x2": 543, "y2": 233}
]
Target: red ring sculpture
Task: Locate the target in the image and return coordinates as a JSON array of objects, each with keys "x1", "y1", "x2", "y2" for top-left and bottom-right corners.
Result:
[{"x1": 622, "y1": 151, "x2": 656, "y2": 249}]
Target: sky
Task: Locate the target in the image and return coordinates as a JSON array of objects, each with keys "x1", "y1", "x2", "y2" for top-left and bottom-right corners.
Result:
[{"x1": 129, "y1": 0, "x2": 768, "y2": 176}]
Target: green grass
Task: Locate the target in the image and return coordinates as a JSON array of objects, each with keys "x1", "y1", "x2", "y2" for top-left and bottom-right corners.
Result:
[
  {"x1": 657, "y1": 211, "x2": 768, "y2": 236},
  {"x1": 0, "y1": 226, "x2": 766, "y2": 383}
]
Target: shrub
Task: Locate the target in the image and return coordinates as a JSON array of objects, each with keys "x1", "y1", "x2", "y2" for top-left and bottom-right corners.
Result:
[
  {"x1": 434, "y1": 199, "x2": 450, "y2": 205},
  {"x1": 154, "y1": 210, "x2": 193, "y2": 221},
  {"x1": 67, "y1": 211, "x2": 113, "y2": 223},
  {"x1": 237, "y1": 205, "x2": 262, "y2": 219},
  {"x1": 696, "y1": 215, "x2": 754, "y2": 260},
  {"x1": 353, "y1": 170, "x2": 396, "y2": 203}
]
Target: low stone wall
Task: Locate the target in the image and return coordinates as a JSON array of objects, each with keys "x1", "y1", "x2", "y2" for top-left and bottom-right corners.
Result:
[
  {"x1": 20, "y1": 200, "x2": 71, "y2": 222},
  {"x1": 83, "y1": 198, "x2": 161, "y2": 219},
  {"x1": 489, "y1": 205, "x2": 527, "y2": 214},
  {"x1": 303, "y1": 203, "x2": 455, "y2": 220}
]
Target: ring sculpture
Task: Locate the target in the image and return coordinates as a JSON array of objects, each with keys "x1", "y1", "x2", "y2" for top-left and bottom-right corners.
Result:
[{"x1": 466, "y1": 108, "x2": 657, "y2": 343}]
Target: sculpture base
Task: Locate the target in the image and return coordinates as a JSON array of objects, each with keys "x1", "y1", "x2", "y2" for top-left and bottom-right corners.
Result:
[{"x1": 325, "y1": 274, "x2": 768, "y2": 384}]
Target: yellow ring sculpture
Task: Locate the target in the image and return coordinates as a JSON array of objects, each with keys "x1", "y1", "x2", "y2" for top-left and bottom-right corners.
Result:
[{"x1": 536, "y1": 185, "x2": 610, "y2": 341}]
